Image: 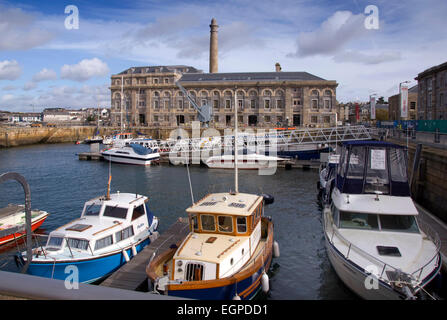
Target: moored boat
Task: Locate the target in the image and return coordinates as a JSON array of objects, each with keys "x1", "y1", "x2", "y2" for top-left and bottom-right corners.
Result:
[
  {"x1": 19, "y1": 192, "x2": 159, "y2": 283},
  {"x1": 323, "y1": 141, "x2": 441, "y2": 299},
  {"x1": 101, "y1": 143, "x2": 160, "y2": 166},
  {"x1": 205, "y1": 153, "x2": 286, "y2": 170},
  {"x1": 146, "y1": 192, "x2": 276, "y2": 300},
  {"x1": 0, "y1": 204, "x2": 49, "y2": 246}
]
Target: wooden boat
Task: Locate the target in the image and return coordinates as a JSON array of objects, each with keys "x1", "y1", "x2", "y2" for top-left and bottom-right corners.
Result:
[
  {"x1": 146, "y1": 192, "x2": 276, "y2": 300},
  {"x1": 0, "y1": 204, "x2": 49, "y2": 246}
]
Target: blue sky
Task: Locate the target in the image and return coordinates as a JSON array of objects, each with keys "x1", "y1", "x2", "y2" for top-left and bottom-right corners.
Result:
[{"x1": 0, "y1": 0, "x2": 446, "y2": 112}]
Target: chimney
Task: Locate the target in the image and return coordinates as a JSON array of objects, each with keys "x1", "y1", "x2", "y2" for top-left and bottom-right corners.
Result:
[
  {"x1": 275, "y1": 63, "x2": 282, "y2": 72},
  {"x1": 209, "y1": 18, "x2": 218, "y2": 73}
]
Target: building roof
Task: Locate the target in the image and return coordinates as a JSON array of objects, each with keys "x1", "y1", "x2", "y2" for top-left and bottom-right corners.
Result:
[
  {"x1": 415, "y1": 61, "x2": 447, "y2": 80},
  {"x1": 116, "y1": 65, "x2": 202, "y2": 75},
  {"x1": 179, "y1": 71, "x2": 327, "y2": 83},
  {"x1": 408, "y1": 84, "x2": 418, "y2": 93}
]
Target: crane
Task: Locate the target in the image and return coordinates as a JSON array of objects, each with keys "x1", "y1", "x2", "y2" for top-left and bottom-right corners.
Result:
[{"x1": 176, "y1": 81, "x2": 213, "y2": 126}]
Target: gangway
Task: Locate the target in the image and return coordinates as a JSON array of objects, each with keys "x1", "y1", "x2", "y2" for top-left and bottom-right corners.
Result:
[{"x1": 157, "y1": 125, "x2": 374, "y2": 155}]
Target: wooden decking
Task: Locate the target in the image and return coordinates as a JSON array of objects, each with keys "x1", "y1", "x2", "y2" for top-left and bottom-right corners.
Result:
[{"x1": 99, "y1": 218, "x2": 189, "y2": 291}]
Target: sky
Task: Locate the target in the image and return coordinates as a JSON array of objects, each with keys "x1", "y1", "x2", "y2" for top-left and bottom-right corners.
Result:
[{"x1": 0, "y1": 0, "x2": 446, "y2": 112}]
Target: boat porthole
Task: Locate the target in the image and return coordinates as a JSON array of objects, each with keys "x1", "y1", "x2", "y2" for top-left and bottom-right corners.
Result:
[{"x1": 230, "y1": 258, "x2": 234, "y2": 265}]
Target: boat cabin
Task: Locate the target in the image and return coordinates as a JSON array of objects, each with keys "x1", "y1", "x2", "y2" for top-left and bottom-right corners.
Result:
[
  {"x1": 43, "y1": 193, "x2": 153, "y2": 257},
  {"x1": 171, "y1": 192, "x2": 264, "y2": 282},
  {"x1": 336, "y1": 141, "x2": 410, "y2": 196}
]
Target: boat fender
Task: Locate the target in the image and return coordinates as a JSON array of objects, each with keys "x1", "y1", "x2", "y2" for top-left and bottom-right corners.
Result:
[
  {"x1": 273, "y1": 241, "x2": 280, "y2": 258},
  {"x1": 122, "y1": 249, "x2": 130, "y2": 262},
  {"x1": 232, "y1": 294, "x2": 241, "y2": 300},
  {"x1": 131, "y1": 245, "x2": 137, "y2": 257},
  {"x1": 261, "y1": 272, "x2": 269, "y2": 293},
  {"x1": 262, "y1": 193, "x2": 274, "y2": 205}
]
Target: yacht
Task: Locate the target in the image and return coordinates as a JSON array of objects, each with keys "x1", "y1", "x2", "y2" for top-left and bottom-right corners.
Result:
[
  {"x1": 323, "y1": 141, "x2": 441, "y2": 299},
  {"x1": 205, "y1": 153, "x2": 286, "y2": 170},
  {"x1": 102, "y1": 132, "x2": 133, "y2": 147},
  {"x1": 19, "y1": 192, "x2": 159, "y2": 283},
  {"x1": 101, "y1": 143, "x2": 160, "y2": 166}
]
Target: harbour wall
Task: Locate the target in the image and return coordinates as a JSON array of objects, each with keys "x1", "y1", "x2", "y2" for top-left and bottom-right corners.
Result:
[
  {"x1": 0, "y1": 126, "x2": 224, "y2": 148},
  {"x1": 406, "y1": 143, "x2": 447, "y2": 224}
]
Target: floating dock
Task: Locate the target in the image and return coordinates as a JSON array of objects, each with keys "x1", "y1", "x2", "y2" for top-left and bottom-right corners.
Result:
[{"x1": 99, "y1": 218, "x2": 189, "y2": 291}]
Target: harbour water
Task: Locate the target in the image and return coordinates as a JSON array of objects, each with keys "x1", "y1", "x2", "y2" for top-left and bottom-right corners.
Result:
[{"x1": 0, "y1": 142, "x2": 358, "y2": 299}]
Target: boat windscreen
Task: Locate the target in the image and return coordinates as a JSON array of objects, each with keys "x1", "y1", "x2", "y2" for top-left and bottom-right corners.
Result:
[
  {"x1": 379, "y1": 215, "x2": 419, "y2": 233},
  {"x1": 103, "y1": 206, "x2": 128, "y2": 219},
  {"x1": 339, "y1": 211, "x2": 379, "y2": 230}
]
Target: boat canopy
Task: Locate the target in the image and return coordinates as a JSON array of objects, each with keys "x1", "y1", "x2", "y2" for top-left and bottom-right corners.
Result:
[
  {"x1": 130, "y1": 143, "x2": 153, "y2": 155},
  {"x1": 336, "y1": 141, "x2": 410, "y2": 196}
]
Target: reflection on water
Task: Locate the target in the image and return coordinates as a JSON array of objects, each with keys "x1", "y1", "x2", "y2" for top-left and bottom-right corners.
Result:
[{"x1": 0, "y1": 143, "x2": 356, "y2": 299}]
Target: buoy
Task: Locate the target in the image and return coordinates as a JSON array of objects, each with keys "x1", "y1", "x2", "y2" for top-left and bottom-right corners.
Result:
[
  {"x1": 273, "y1": 241, "x2": 280, "y2": 258},
  {"x1": 122, "y1": 249, "x2": 130, "y2": 262},
  {"x1": 262, "y1": 194, "x2": 274, "y2": 205},
  {"x1": 131, "y1": 245, "x2": 137, "y2": 257},
  {"x1": 261, "y1": 272, "x2": 269, "y2": 293},
  {"x1": 232, "y1": 294, "x2": 241, "y2": 300}
]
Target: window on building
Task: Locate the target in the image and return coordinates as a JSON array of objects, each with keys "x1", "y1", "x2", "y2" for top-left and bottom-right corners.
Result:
[
  {"x1": 264, "y1": 99, "x2": 270, "y2": 109},
  {"x1": 153, "y1": 78, "x2": 159, "y2": 84},
  {"x1": 324, "y1": 99, "x2": 331, "y2": 109},
  {"x1": 250, "y1": 99, "x2": 256, "y2": 109},
  {"x1": 213, "y1": 100, "x2": 219, "y2": 109},
  {"x1": 154, "y1": 115, "x2": 159, "y2": 122},
  {"x1": 178, "y1": 100, "x2": 183, "y2": 110},
  {"x1": 238, "y1": 116, "x2": 243, "y2": 123},
  {"x1": 164, "y1": 115, "x2": 169, "y2": 122},
  {"x1": 164, "y1": 78, "x2": 169, "y2": 84},
  {"x1": 225, "y1": 99, "x2": 231, "y2": 109},
  {"x1": 324, "y1": 116, "x2": 331, "y2": 123},
  {"x1": 238, "y1": 99, "x2": 243, "y2": 109},
  {"x1": 311, "y1": 115, "x2": 318, "y2": 123},
  {"x1": 410, "y1": 102, "x2": 416, "y2": 110},
  {"x1": 276, "y1": 100, "x2": 283, "y2": 108},
  {"x1": 154, "y1": 100, "x2": 159, "y2": 109},
  {"x1": 214, "y1": 115, "x2": 219, "y2": 122},
  {"x1": 265, "y1": 115, "x2": 271, "y2": 123},
  {"x1": 311, "y1": 99, "x2": 318, "y2": 110}
]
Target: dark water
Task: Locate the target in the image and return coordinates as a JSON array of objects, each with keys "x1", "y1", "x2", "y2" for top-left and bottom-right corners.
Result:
[{"x1": 0, "y1": 143, "x2": 356, "y2": 300}]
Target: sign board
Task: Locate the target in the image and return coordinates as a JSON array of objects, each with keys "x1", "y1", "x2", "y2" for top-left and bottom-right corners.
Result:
[
  {"x1": 371, "y1": 149, "x2": 386, "y2": 170},
  {"x1": 370, "y1": 96, "x2": 376, "y2": 120},
  {"x1": 400, "y1": 85, "x2": 408, "y2": 118}
]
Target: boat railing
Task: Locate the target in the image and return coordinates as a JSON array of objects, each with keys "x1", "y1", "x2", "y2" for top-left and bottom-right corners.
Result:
[
  {"x1": 411, "y1": 219, "x2": 442, "y2": 280},
  {"x1": 324, "y1": 209, "x2": 440, "y2": 285}
]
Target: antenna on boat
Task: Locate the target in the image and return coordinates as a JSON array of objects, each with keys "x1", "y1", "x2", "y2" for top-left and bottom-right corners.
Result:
[
  {"x1": 106, "y1": 156, "x2": 112, "y2": 200},
  {"x1": 186, "y1": 155, "x2": 195, "y2": 204},
  {"x1": 234, "y1": 87, "x2": 239, "y2": 194}
]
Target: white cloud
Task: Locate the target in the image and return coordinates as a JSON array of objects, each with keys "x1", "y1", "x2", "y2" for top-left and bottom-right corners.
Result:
[
  {"x1": 32, "y1": 68, "x2": 57, "y2": 82},
  {"x1": 61, "y1": 58, "x2": 110, "y2": 82},
  {"x1": 0, "y1": 60, "x2": 22, "y2": 80},
  {"x1": 294, "y1": 11, "x2": 366, "y2": 57},
  {"x1": 0, "y1": 5, "x2": 53, "y2": 50},
  {"x1": 333, "y1": 50, "x2": 402, "y2": 65},
  {"x1": 23, "y1": 81, "x2": 37, "y2": 91}
]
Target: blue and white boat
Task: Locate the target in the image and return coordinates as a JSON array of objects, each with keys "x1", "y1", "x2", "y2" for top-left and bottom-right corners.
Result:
[
  {"x1": 20, "y1": 192, "x2": 159, "y2": 283},
  {"x1": 101, "y1": 142, "x2": 160, "y2": 166}
]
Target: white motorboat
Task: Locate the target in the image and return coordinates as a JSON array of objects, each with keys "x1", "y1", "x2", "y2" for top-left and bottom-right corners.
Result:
[
  {"x1": 205, "y1": 153, "x2": 286, "y2": 170},
  {"x1": 323, "y1": 141, "x2": 441, "y2": 300},
  {"x1": 20, "y1": 191, "x2": 159, "y2": 283},
  {"x1": 101, "y1": 143, "x2": 160, "y2": 166}
]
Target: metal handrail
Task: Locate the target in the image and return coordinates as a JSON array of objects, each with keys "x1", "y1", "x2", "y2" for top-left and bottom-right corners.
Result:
[{"x1": 324, "y1": 209, "x2": 440, "y2": 285}]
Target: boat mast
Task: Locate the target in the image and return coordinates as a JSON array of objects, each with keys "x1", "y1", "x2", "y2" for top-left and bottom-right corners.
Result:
[
  {"x1": 121, "y1": 75, "x2": 124, "y2": 133},
  {"x1": 234, "y1": 87, "x2": 238, "y2": 193}
]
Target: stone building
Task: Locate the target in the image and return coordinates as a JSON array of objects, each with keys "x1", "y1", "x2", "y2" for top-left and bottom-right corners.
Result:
[
  {"x1": 109, "y1": 19, "x2": 338, "y2": 129},
  {"x1": 415, "y1": 61, "x2": 447, "y2": 120},
  {"x1": 388, "y1": 85, "x2": 418, "y2": 120}
]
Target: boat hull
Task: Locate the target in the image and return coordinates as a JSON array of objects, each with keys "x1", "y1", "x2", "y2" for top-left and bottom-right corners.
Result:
[
  {"x1": 323, "y1": 221, "x2": 442, "y2": 300},
  {"x1": 0, "y1": 214, "x2": 48, "y2": 246},
  {"x1": 26, "y1": 238, "x2": 150, "y2": 284},
  {"x1": 101, "y1": 153, "x2": 159, "y2": 166}
]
